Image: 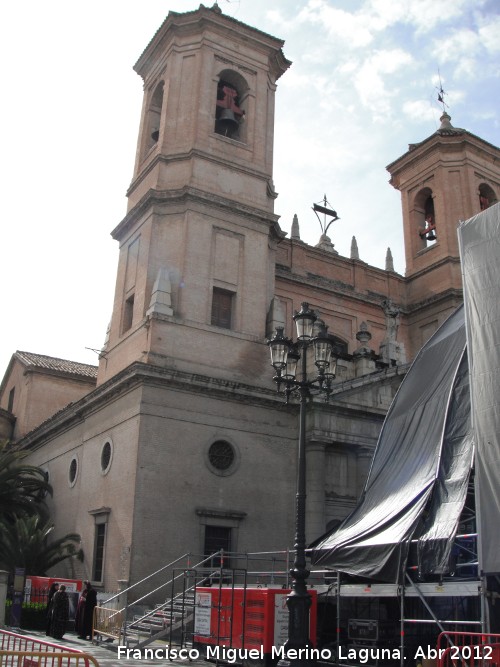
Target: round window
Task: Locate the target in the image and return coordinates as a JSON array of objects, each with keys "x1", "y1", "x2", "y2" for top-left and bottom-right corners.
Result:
[
  {"x1": 101, "y1": 441, "x2": 112, "y2": 474},
  {"x1": 208, "y1": 440, "x2": 235, "y2": 472},
  {"x1": 69, "y1": 457, "x2": 78, "y2": 487}
]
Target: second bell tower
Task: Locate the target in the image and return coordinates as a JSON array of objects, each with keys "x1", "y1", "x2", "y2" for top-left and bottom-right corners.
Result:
[
  {"x1": 99, "y1": 5, "x2": 291, "y2": 385},
  {"x1": 387, "y1": 111, "x2": 500, "y2": 357}
]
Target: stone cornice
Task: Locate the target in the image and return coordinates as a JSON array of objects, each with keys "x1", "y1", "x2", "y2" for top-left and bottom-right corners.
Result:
[
  {"x1": 405, "y1": 253, "x2": 461, "y2": 281},
  {"x1": 387, "y1": 130, "x2": 500, "y2": 183},
  {"x1": 18, "y1": 358, "x2": 403, "y2": 451},
  {"x1": 18, "y1": 362, "x2": 287, "y2": 450},
  {"x1": 328, "y1": 363, "x2": 409, "y2": 401},
  {"x1": 134, "y1": 6, "x2": 290, "y2": 82},
  {"x1": 126, "y1": 146, "x2": 272, "y2": 203},
  {"x1": 405, "y1": 288, "x2": 463, "y2": 315},
  {"x1": 113, "y1": 184, "x2": 281, "y2": 241},
  {"x1": 0, "y1": 406, "x2": 15, "y2": 424},
  {"x1": 195, "y1": 508, "x2": 247, "y2": 520}
]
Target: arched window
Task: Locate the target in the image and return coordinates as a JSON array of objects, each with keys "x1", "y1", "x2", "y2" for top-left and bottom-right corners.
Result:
[
  {"x1": 145, "y1": 81, "x2": 164, "y2": 152},
  {"x1": 414, "y1": 189, "x2": 436, "y2": 247},
  {"x1": 479, "y1": 183, "x2": 497, "y2": 211},
  {"x1": 214, "y1": 70, "x2": 248, "y2": 142}
]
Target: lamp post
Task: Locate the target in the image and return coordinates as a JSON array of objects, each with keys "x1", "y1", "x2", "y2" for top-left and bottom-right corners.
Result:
[{"x1": 268, "y1": 303, "x2": 337, "y2": 665}]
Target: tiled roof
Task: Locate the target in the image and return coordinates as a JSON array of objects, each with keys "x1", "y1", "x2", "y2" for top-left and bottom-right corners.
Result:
[{"x1": 15, "y1": 351, "x2": 98, "y2": 379}]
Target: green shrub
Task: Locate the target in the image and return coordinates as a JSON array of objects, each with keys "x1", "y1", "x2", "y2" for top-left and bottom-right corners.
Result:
[{"x1": 4, "y1": 600, "x2": 47, "y2": 630}]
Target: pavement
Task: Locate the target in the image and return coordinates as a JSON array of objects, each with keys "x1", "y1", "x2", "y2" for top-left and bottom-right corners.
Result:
[{"x1": 5, "y1": 629, "x2": 212, "y2": 667}]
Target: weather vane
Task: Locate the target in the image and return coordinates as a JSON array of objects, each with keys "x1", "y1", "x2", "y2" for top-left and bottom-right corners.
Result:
[
  {"x1": 312, "y1": 195, "x2": 339, "y2": 236},
  {"x1": 436, "y1": 70, "x2": 448, "y2": 112}
]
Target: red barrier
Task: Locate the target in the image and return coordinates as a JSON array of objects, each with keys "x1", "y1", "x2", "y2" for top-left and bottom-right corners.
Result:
[{"x1": 0, "y1": 630, "x2": 88, "y2": 667}]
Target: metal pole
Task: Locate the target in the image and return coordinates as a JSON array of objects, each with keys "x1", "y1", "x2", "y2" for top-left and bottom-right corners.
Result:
[
  {"x1": 400, "y1": 584, "x2": 404, "y2": 667},
  {"x1": 336, "y1": 571, "x2": 341, "y2": 658},
  {"x1": 281, "y1": 345, "x2": 313, "y2": 665}
]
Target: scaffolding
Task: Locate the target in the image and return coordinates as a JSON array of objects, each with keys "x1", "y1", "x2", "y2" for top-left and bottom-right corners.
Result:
[
  {"x1": 312, "y1": 484, "x2": 486, "y2": 667},
  {"x1": 319, "y1": 571, "x2": 483, "y2": 667},
  {"x1": 92, "y1": 544, "x2": 486, "y2": 666}
]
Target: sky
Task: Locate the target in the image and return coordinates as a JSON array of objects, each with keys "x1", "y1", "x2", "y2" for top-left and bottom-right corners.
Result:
[{"x1": 0, "y1": 0, "x2": 499, "y2": 376}]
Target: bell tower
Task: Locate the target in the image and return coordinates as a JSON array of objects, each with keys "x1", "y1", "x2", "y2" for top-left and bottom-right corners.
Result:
[
  {"x1": 98, "y1": 4, "x2": 291, "y2": 385},
  {"x1": 387, "y1": 112, "x2": 500, "y2": 357}
]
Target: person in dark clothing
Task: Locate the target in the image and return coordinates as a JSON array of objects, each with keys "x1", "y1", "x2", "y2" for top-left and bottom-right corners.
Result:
[
  {"x1": 50, "y1": 584, "x2": 69, "y2": 639},
  {"x1": 45, "y1": 582, "x2": 59, "y2": 636},
  {"x1": 75, "y1": 587, "x2": 87, "y2": 638},
  {"x1": 82, "y1": 581, "x2": 97, "y2": 640}
]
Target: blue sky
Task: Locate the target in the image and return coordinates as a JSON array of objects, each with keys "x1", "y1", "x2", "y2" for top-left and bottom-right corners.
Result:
[{"x1": 0, "y1": 0, "x2": 499, "y2": 374}]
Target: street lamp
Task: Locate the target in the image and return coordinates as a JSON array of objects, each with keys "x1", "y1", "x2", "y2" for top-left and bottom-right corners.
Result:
[{"x1": 268, "y1": 303, "x2": 337, "y2": 665}]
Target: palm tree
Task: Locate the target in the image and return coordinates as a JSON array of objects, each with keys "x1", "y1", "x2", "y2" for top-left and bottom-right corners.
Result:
[
  {"x1": 0, "y1": 442, "x2": 52, "y2": 520},
  {"x1": 0, "y1": 515, "x2": 82, "y2": 575}
]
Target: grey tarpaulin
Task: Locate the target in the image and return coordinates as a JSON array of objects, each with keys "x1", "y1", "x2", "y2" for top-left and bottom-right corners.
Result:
[
  {"x1": 416, "y1": 347, "x2": 473, "y2": 575},
  {"x1": 311, "y1": 305, "x2": 473, "y2": 582},
  {"x1": 459, "y1": 202, "x2": 500, "y2": 576}
]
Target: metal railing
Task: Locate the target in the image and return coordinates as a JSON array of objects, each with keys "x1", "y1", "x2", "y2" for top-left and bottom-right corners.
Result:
[
  {"x1": 0, "y1": 630, "x2": 96, "y2": 667},
  {"x1": 436, "y1": 631, "x2": 500, "y2": 667},
  {"x1": 92, "y1": 607, "x2": 124, "y2": 643},
  {"x1": 92, "y1": 548, "x2": 331, "y2": 649},
  {"x1": 0, "y1": 652, "x2": 99, "y2": 667},
  {"x1": 93, "y1": 552, "x2": 224, "y2": 645}
]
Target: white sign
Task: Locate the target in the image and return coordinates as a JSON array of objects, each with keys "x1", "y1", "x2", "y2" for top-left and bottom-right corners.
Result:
[
  {"x1": 273, "y1": 593, "x2": 289, "y2": 648},
  {"x1": 194, "y1": 592, "x2": 212, "y2": 636}
]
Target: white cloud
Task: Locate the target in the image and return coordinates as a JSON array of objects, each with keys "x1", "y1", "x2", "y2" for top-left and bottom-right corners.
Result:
[
  {"x1": 353, "y1": 49, "x2": 414, "y2": 118},
  {"x1": 428, "y1": 29, "x2": 482, "y2": 84},
  {"x1": 369, "y1": 0, "x2": 482, "y2": 33},
  {"x1": 478, "y1": 16, "x2": 500, "y2": 54},
  {"x1": 402, "y1": 99, "x2": 436, "y2": 123},
  {"x1": 296, "y1": 0, "x2": 376, "y2": 49},
  {"x1": 432, "y1": 28, "x2": 481, "y2": 63}
]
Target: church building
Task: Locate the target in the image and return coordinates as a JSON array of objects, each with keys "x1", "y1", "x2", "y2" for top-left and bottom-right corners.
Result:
[{"x1": 0, "y1": 4, "x2": 498, "y2": 595}]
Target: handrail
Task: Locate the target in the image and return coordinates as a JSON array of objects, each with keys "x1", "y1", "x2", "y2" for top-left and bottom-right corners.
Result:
[
  {"x1": 103, "y1": 549, "x2": 267, "y2": 607},
  {"x1": 104, "y1": 548, "x2": 316, "y2": 614},
  {"x1": 94, "y1": 550, "x2": 235, "y2": 644},
  {"x1": 103, "y1": 552, "x2": 192, "y2": 604},
  {"x1": 120, "y1": 555, "x2": 229, "y2": 627},
  {"x1": 117, "y1": 552, "x2": 226, "y2": 613}
]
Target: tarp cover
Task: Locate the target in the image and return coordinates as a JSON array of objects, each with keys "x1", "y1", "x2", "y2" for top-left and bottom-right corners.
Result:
[
  {"x1": 459, "y1": 202, "x2": 500, "y2": 575},
  {"x1": 311, "y1": 305, "x2": 473, "y2": 582}
]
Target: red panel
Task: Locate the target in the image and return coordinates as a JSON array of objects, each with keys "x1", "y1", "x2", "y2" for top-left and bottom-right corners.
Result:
[{"x1": 194, "y1": 587, "x2": 317, "y2": 653}]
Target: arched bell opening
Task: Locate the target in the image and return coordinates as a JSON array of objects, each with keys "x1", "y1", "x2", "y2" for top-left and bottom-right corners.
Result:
[
  {"x1": 413, "y1": 188, "x2": 436, "y2": 248},
  {"x1": 479, "y1": 183, "x2": 498, "y2": 211},
  {"x1": 145, "y1": 81, "x2": 164, "y2": 153},
  {"x1": 214, "y1": 69, "x2": 248, "y2": 141}
]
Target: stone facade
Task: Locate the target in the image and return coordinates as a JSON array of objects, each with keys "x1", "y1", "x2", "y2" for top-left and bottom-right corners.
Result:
[{"x1": 0, "y1": 5, "x2": 499, "y2": 596}]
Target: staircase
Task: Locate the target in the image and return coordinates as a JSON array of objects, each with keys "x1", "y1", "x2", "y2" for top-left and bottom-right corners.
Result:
[
  {"x1": 94, "y1": 551, "x2": 240, "y2": 650},
  {"x1": 126, "y1": 590, "x2": 196, "y2": 648},
  {"x1": 93, "y1": 550, "x2": 299, "y2": 651}
]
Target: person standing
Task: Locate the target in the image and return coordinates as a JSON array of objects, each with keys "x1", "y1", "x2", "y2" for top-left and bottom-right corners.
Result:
[
  {"x1": 75, "y1": 587, "x2": 88, "y2": 638},
  {"x1": 50, "y1": 584, "x2": 69, "y2": 639},
  {"x1": 45, "y1": 582, "x2": 59, "y2": 636},
  {"x1": 82, "y1": 581, "x2": 97, "y2": 640}
]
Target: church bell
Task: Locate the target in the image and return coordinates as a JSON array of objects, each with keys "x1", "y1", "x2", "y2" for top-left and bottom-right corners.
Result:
[{"x1": 216, "y1": 108, "x2": 239, "y2": 135}]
